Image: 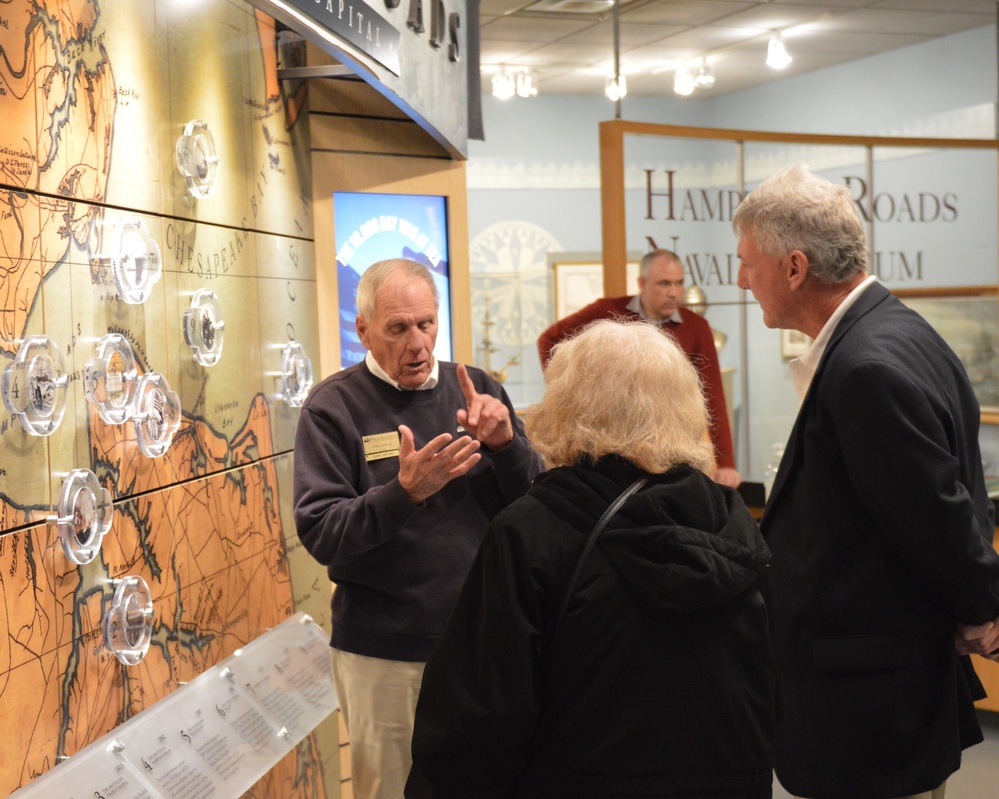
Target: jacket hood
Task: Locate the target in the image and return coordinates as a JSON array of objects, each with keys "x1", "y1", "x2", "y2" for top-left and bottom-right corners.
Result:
[{"x1": 530, "y1": 458, "x2": 770, "y2": 612}]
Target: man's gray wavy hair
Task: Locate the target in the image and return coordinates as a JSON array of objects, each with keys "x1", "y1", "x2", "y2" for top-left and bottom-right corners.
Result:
[
  {"x1": 733, "y1": 164, "x2": 868, "y2": 284},
  {"x1": 356, "y1": 259, "x2": 439, "y2": 319}
]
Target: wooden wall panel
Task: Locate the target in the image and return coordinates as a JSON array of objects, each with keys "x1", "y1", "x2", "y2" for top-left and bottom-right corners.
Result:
[
  {"x1": 309, "y1": 77, "x2": 410, "y2": 119},
  {"x1": 311, "y1": 115, "x2": 449, "y2": 158}
]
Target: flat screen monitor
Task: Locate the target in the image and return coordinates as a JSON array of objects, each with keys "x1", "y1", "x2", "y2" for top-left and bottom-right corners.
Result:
[{"x1": 333, "y1": 191, "x2": 452, "y2": 369}]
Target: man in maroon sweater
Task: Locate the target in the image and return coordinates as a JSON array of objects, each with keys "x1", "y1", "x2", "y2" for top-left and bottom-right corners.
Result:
[{"x1": 538, "y1": 249, "x2": 740, "y2": 487}]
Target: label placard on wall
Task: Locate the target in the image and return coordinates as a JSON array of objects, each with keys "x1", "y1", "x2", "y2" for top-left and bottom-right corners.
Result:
[
  {"x1": 8, "y1": 613, "x2": 337, "y2": 799},
  {"x1": 4, "y1": 753, "x2": 155, "y2": 799}
]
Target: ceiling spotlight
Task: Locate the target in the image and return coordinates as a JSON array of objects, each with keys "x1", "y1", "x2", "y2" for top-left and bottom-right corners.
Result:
[
  {"x1": 767, "y1": 34, "x2": 792, "y2": 70},
  {"x1": 516, "y1": 72, "x2": 538, "y2": 98},
  {"x1": 673, "y1": 66, "x2": 695, "y2": 96},
  {"x1": 605, "y1": 75, "x2": 627, "y2": 102},
  {"x1": 695, "y1": 61, "x2": 715, "y2": 88},
  {"x1": 492, "y1": 70, "x2": 515, "y2": 99}
]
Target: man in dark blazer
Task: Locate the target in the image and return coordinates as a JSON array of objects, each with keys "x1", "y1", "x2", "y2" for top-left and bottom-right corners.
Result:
[{"x1": 734, "y1": 164, "x2": 999, "y2": 799}]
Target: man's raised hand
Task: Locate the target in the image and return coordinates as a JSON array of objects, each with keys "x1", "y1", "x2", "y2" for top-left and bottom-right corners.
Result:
[
  {"x1": 397, "y1": 424, "x2": 481, "y2": 504},
  {"x1": 455, "y1": 363, "x2": 514, "y2": 451}
]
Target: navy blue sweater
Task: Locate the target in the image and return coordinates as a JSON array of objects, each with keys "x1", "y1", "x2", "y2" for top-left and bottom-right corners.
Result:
[{"x1": 293, "y1": 360, "x2": 542, "y2": 661}]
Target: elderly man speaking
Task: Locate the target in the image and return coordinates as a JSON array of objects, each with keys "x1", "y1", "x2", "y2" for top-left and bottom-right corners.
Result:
[{"x1": 293, "y1": 258, "x2": 543, "y2": 799}]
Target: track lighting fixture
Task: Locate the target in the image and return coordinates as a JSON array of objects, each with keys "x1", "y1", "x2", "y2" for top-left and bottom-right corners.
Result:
[
  {"x1": 767, "y1": 34, "x2": 792, "y2": 69},
  {"x1": 516, "y1": 73, "x2": 537, "y2": 98},
  {"x1": 695, "y1": 61, "x2": 715, "y2": 87},
  {"x1": 492, "y1": 70, "x2": 515, "y2": 99},
  {"x1": 605, "y1": 75, "x2": 627, "y2": 101},
  {"x1": 491, "y1": 68, "x2": 537, "y2": 99},
  {"x1": 673, "y1": 66, "x2": 695, "y2": 96}
]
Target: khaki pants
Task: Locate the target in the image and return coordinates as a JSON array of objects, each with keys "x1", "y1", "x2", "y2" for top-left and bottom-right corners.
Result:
[
  {"x1": 793, "y1": 782, "x2": 946, "y2": 799},
  {"x1": 331, "y1": 649, "x2": 426, "y2": 799}
]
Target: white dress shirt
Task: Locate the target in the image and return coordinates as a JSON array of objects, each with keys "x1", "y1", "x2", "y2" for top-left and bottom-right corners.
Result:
[
  {"x1": 789, "y1": 274, "x2": 878, "y2": 404},
  {"x1": 365, "y1": 351, "x2": 439, "y2": 391}
]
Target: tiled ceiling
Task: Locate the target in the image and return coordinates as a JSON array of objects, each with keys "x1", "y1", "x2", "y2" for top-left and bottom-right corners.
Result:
[{"x1": 479, "y1": 0, "x2": 996, "y2": 97}]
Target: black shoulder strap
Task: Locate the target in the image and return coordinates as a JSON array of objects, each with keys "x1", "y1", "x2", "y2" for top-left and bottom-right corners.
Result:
[{"x1": 553, "y1": 476, "x2": 649, "y2": 634}]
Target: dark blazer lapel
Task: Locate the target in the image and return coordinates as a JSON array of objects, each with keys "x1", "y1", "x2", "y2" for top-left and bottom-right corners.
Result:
[{"x1": 762, "y1": 280, "x2": 891, "y2": 525}]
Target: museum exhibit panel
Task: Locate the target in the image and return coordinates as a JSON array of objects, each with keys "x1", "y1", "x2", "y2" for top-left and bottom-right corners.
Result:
[
  {"x1": 0, "y1": 0, "x2": 471, "y2": 797},
  {"x1": 2, "y1": 0, "x2": 998, "y2": 798}
]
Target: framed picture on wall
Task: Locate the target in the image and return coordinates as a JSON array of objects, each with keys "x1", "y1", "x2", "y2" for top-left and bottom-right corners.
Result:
[
  {"x1": 894, "y1": 286, "x2": 999, "y2": 415},
  {"x1": 780, "y1": 329, "x2": 812, "y2": 359},
  {"x1": 979, "y1": 415, "x2": 999, "y2": 498},
  {"x1": 550, "y1": 252, "x2": 642, "y2": 319}
]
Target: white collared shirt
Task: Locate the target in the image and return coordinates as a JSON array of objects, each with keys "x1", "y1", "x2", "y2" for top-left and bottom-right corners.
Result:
[
  {"x1": 365, "y1": 351, "x2": 439, "y2": 390},
  {"x1": 626, "y1": 295, "x2": 683, "y2": 325},
  {"x1": 789, "y1": 274, "x2": 878, "y2": 403}
]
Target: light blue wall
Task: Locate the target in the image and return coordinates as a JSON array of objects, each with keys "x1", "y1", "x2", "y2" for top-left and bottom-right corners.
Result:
[
  {"x1": 467, "y1": 25, "x2": 998, "y2": 478},
  {"x1": 704, "y1": 25, "x2": 996, "y2": 136}
]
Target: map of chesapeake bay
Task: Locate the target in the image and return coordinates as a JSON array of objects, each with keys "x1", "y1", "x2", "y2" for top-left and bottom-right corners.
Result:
[{"x1": 0, "y1": 1, "x2": 326, "y2": 797}]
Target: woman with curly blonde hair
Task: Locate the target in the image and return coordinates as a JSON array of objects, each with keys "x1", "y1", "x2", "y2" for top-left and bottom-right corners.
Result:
[
  {"x1": 526, "y1": 317, "x2": 715, "y2": 474},
  {"x1": 407, "y1": 320, "x2": 774, "y2": 799}
]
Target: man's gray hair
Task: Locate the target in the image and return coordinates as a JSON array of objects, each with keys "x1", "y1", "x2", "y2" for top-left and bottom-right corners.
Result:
[
  {"x1": 733, "y1": 164, "x2": 868, "y2": 284},
  {"x1": 356, "y1": 259, "x2": 439, "y2": 319},
  {"x1": 639, "y1": 248, "x2": 682, "y2": 279}
]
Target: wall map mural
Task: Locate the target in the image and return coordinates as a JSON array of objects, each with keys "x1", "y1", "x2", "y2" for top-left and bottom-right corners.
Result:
[{"x1": 0, "y1": 1, "x2": 327, "y2": 796}]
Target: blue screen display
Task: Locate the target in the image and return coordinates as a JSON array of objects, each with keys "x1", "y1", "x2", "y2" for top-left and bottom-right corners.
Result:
[{"x1": 334, "y1": 192, "x2": 452, "y2": 368}]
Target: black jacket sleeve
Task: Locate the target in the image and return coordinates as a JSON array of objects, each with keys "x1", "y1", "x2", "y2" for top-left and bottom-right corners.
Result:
[{"x1": 406, "y1": 506, "x2": 549, "y2": 798}]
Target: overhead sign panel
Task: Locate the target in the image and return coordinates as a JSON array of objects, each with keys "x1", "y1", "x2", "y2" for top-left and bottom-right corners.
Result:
[{"x1": 282, "y1": 0, "x2": 402, "y2": 74}]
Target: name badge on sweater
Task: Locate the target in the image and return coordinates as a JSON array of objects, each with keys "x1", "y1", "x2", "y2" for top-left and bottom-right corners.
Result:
[{"x1": 363, "y1": 431, "x2": 400, "y2": 461}]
